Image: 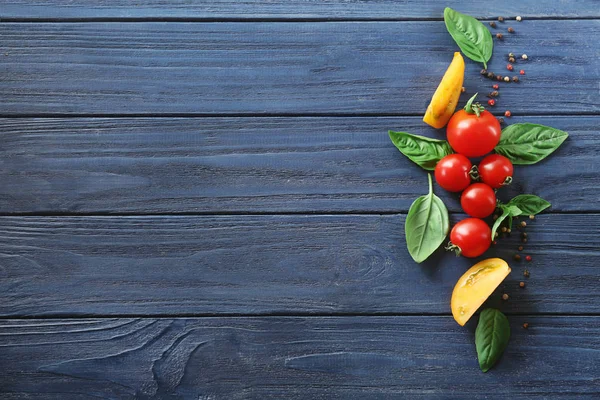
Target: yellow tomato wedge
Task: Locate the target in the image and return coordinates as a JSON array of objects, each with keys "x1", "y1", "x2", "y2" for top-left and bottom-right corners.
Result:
[
  {"x1": 423, "y1": 52, "x2": 465, "y2": 129},
  {"x1": 451, "y1": 258, "x2": 511, "y2": 326}
]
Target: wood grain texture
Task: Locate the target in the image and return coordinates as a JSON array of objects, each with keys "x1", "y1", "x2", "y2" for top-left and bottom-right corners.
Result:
[
  {"x1": 1, "y1": 316, "x2": 599, "y2": 399},
  {"x1": 0, "y1": 116, "x2": 593, "y2": 214},
  {"x1": 0, "y1": 21, "x2": 598, "y2": 115},
  {"x1": 1, "y1": 214, "x2": 598, "y2": 316},
  {"x1": 2, "y1": 0, "x2": 599, "y2": 19}
]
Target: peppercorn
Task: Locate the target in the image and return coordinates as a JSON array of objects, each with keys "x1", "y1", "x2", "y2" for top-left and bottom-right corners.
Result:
[
  {"x1": 522, "y1": 238, "x2": 528, "y2": 244},
  {"x1": 505, "y1": 110, "x2": 512, "y2": 117},
  {"x1": 493, "y1": 214, "x2": 499, "y2": 220},
  {"x1": 520, "y1": 281, "x2": 526, "y2": 288},
  {"x1": 520, "y1": 69, "x2": 525, "y2": 75},
  {"x1": 508, "y1": 56, "x2": 516, "y2": 63},
  {"x1": 518, "y1": 245, "x2": 524, "y2": 251},
  {"x1": 490, "y1": 21, "x2": 497, "y2": 28},
  {"x1": 494, "y1": 232, "x2": 499, "y2": 239},
  {"x1": 529, "y1": 214, "x2": 535, "y2": 220},
  {"x1": 520, "y1": 221, "x2": 527, "y2": 227},
  {"x1": 461, "y1": 86, "x2": 466, "y2": 93},
  {"x1": 493, "y1": 84, "x2": 499, "y2": 90},
  {"x1": 508, "y1": 52, "x2": 515, "y2": 58},
  {"x1": 514, "y1": 254, "x2": 521, "y2": 261},
  {"x1": 512, "y1": 76, "x2": 519, "y2": 83},
  {"x1": 525, "y1": 255, "x2": 532, "y2": 262},
  {"x1": 487, "y1": 72, "x2": 495, "y2": 79},
  {"x1": 522, "y1": 54, "x2": 528, "y2": 60},
  {"x1": 503, "y1": 76, "x2": 510, "y2": 82},
  {"x1": 501, "y1": 227, "x2": 507, "y2": 233},
  {"x1": 524, "y1": 270, "x2": 530, "y2": 277},
  {"x1": 521, "y1": 232, "x2": 528, "y2": 238},
  {"x1": 488, "y1": 99, "x2": 496, "y2": 106},
  {"x1": 497, "y1": 117, "x2": 505, "y2": 124},
  {"x1": 507, "y1": 229, "x2": 511, "y2": 233},
  {"x1": 523, "y1": 322, "x2": 529, "y2": 329},
  {"x1": 502, "y1": 293, "x2": 509, "y2": 301},
  {"x1": 516, "y1": 16, "x2": 522, "y2": 22},
  {"x1": 498, "y1": 16, "x2": 504, "y2": 22},
  {"x1": 508, "y1": 27, "x2": 515, "y2": 33},
  {"x1": 496, "y1": 75, "x2": 503, "y2": 81},
  {"x1": 492, "y1": 241, "x2": 497, "y2": 245},
  {"x1": 496, "y1": 33, "x2": 504, "y2": 39},
  {"x1": 481, "y1": 68, "x2": 488, "y2": 75},
  {"x1": 507, "y1": 64, "x2": 514, "y2": 71}
]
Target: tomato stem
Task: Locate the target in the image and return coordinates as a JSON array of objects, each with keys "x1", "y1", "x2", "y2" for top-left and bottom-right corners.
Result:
[
  {"x1": 501, "y1": 176, "x2": 513, "y2": 186},
  {"x1": 445, "y1": 242, "x2": 462, "y2": 256},
  {"x1": 464, "y1": 93, "x2": 485, "y2": 117},
  {"x1": 469, "y1": 165, "x2": 480, "y2": 181}
]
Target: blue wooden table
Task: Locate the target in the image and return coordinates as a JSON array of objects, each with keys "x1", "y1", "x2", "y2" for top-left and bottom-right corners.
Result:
[{"x1": 1, "y1": 1, "x2": 599, "y2": 398}]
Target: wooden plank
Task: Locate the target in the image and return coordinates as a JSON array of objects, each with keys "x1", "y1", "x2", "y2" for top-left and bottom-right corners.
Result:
[
  {"x1": 2, "y1": 1, "x2": 599, "y2": 19},
  {"x1": 0, "y1": 214, "x2": 598, "y2": 316},
  {"x1": 0, "y1": 21, "x2": 598, "y2": 115},
  {"x1": 0, "y1": 116, "x2": 593, "y2": 214},
  {"x1": 1, "y1": 316, "x2": 598, "y2": 398}
]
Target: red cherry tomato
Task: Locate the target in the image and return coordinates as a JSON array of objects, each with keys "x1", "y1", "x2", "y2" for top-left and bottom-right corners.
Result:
[
  {"x1": 434, "y1": 154, "x2": 472, "y2": 192},
  {"x1": 449, "y1": 218, "x2": 491, "y2": 258},
  {"x1": 447, "y1": 96, "x2": 501, "y2": 158},
  {"x1": 479, "y1": 154, "x2": 514, "y2": 189},
  {"x1": 461, "y1": 183, "x2": 497, "y2": 218}
]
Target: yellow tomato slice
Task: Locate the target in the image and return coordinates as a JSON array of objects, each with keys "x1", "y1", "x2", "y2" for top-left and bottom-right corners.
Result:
[
  {"x1": 451, "y1": 258, "x2": 511, "y2": 326},
  {"x1": 423, "y1": 52, "x2": 465, "y2": 129}
]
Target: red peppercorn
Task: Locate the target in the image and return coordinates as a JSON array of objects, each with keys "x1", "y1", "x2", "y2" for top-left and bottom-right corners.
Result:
[
  {"x1": 493, "y1": 84, "x2": 499, "y2": 90},
  {"x1": 520, "y1": 69, "x2": 525, "y2": 75},
  {"x1": 525, "y1": 255, "x2": 532, "y2": 262},
  {"x1": 487, "y1": 99, "x2": 496, "y2": 106},
  {"x1": 507, "y1": 64, "x2": 514, "y2": 71},
  {"x1": 504, "y1": 110, "x2": 512, "y2": 117}
]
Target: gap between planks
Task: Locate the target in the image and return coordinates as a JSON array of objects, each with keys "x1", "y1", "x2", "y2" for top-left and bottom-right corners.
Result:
[
  {"x1": 1, "y1": 16, "x2": 600, "y2": 23},
  {"x1": 3, "y1": 312, "x2": 600, "y2": 320}
]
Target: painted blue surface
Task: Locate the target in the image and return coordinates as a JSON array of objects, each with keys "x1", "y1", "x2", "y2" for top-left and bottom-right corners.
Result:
[{"x1": 0, "y1": 2, "x2": 598, "y2": 398}]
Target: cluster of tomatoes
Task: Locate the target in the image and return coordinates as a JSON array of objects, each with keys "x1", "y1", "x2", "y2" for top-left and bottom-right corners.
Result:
[{"x1": 434, "y1": 98, "x2": 513, "y2": 258}]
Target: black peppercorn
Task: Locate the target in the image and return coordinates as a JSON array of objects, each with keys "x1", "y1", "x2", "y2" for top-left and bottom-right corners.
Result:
[
  {"x1": 498, "y1": 16, "x2": 504, "y2": 22},
  {"x1": 487, "y1": 72, "x2": 495, "y2": 79},
  {"x1": 519, "y1": 281, "x2": 526, "y2": 288},
  {"x1": 508, "y1": 27, "x2": 515, "y2": 33},
  {"x1": 518, "y1": 245, "x2": 524, "y2": 251},
  {"x1": 520, "y1": 221, "x2": 527, "y2": 227},
  {"x1": 523, "y1": 322, "x2": 529, "y2": 329},
  {"x1": 490, "y1": 21, "x2": 497, "y2": 28},
  {"x1": 496, "y1": 33, "x2": 504, "y2": 39},
  {"x1": 509, "y1": 57, "x2": 516, "y2": 63},
  {"x1": 512, "y1": 76, "x2": 519, "y2": 82},
  {"x1": 497, "y1": 117, "x2": 505, "y2": 124},
  {"x1": 496, "y1": 75, "x2": 503, "y2": 81},
  {"x1": 521, "y1": 232, "x2": 528, "y2": 238},
  {"x1": 481, "y1": 68, "x2": 488, "y2": 75},
  {"x1": 524, "y1": 270, "x2": 530, "y2": 277},
  {"x1": 522, "y1": 238, "x2": 528, "y2": 244},
  {"x1": 514, "y1": 254, "x2": 521, "y2": 261}
]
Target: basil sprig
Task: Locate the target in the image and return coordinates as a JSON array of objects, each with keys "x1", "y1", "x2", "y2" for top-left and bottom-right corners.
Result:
[
  {"x1": 492, "y1": 194, "x2": 551, "y2": 239},
  {"x1": 443, "y1": 7, "x2": 493, "y2": 68},
  {"x1": 476, "y1": 308, "x2": 510, "y2": 372},
  {"x1": 389, "y1": 131, "x2": 453, "y2": 171},
  {"x1": 405, "y1": 174, "x2": 449, "y2": 263},
  {"x1": 495, "y1": 123, "x2": 569, "y2": 165}
]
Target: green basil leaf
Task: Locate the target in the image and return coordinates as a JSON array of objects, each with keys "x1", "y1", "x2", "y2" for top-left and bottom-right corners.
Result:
[
  {"x1": 495, "y1": 123, "x2": 569, "y2": 165},
  {"x1": 491, "y1": 207, "x2": 510, "y2": 240},
  {"x1": 507, "y1": 194, "x2": 551, "y2": 215},
  {"x1": 476, "y1": 308, "x2": 510, "y2": 372},
  {"x1": 443, "y1": 7, "x2": 493, "y2": 68},
  {"x1": 405, "y1": 174, "x2": 450, "y2": 263},
  {"x1": 389, "y1": 131, "x2": 453, "y2": 171}
]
